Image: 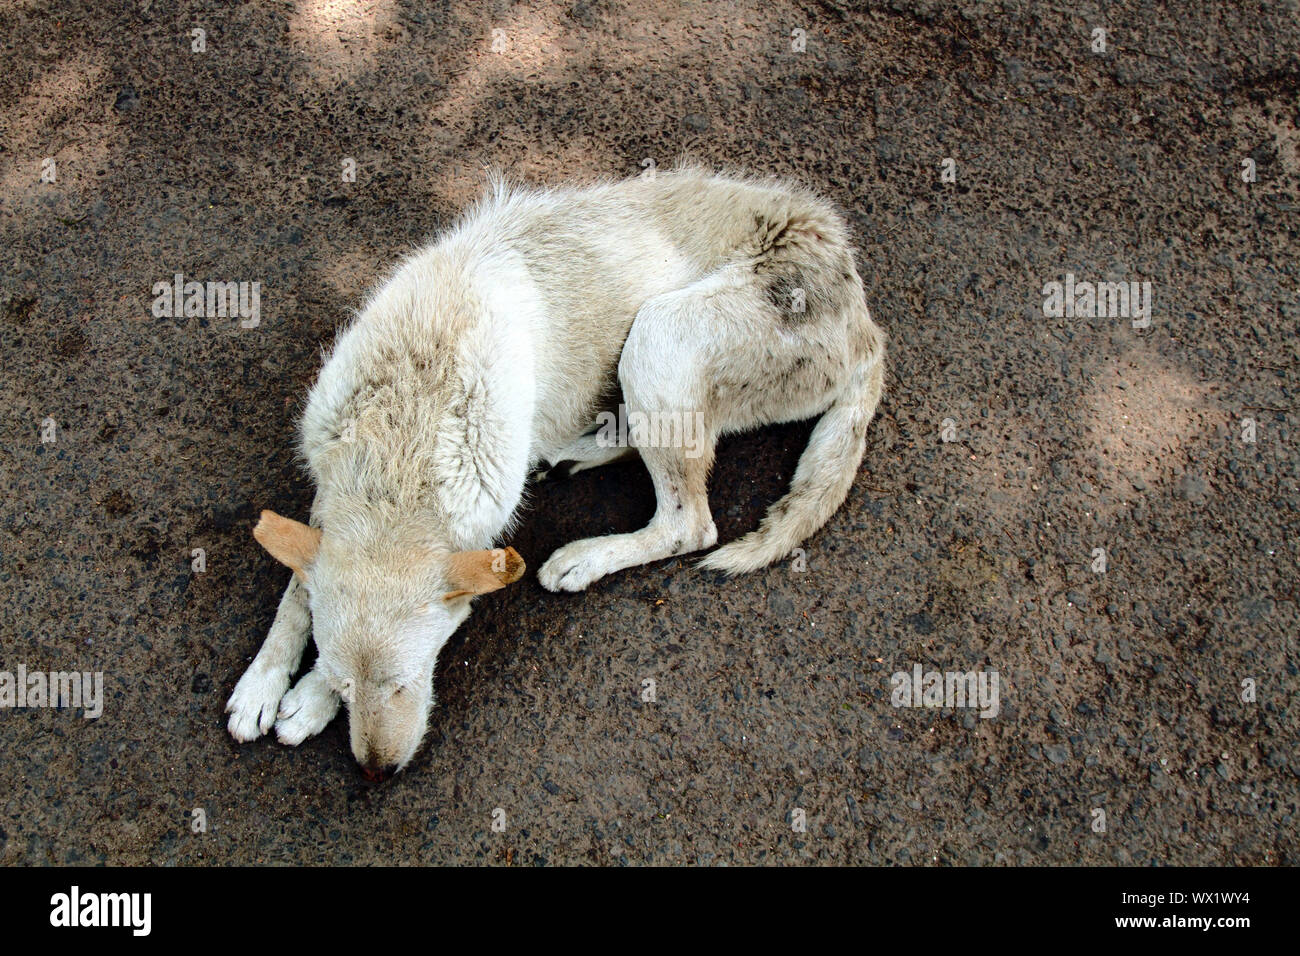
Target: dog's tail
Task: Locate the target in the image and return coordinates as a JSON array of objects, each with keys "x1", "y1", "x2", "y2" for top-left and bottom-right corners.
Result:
[{"x1": 698, "y1": 343, "x2": 885, "y2": 576}]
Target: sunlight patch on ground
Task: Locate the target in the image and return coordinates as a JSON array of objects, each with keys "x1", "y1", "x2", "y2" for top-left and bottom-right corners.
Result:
[
  {"x1": 288, "y1": 0, "x2": 401, "y2": 83},
  {"x1": 0, "y1": 56, "x2": 110, "y2": 201},
  {"x1": 1084, "y1": 354, "x2": 1220, "y2": 493}
]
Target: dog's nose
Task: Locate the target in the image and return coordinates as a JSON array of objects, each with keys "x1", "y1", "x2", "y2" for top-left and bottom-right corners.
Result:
[{"x1": 360, "y1": 759, "x2": 396, "y2": 782}]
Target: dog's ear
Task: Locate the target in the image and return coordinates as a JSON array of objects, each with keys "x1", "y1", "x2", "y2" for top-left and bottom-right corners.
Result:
[
  {"x1": 253, "y1": 510, "x2": 321, "y2": 578},
  {"x1": 443, "y1": 547, "x2": 526, "y2": 601}
]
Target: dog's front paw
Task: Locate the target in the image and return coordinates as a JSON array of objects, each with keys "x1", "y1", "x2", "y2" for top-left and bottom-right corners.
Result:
[
  {"x1": 225, "y1": 663, "x2": 290, "y2": 742},
  {"x1": 538, "y1": 539, "x2": 612, "y2": 592},
  {"x1": 275, "y1": 670, "x2": 341, "y2": 746}
]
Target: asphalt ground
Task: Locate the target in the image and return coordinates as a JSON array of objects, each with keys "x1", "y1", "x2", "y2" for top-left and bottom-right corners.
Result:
[{"x1": 0, "y1": 0, "x2": 1296, "y2": 864}]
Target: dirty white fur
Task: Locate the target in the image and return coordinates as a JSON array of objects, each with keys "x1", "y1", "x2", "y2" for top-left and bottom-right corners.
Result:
[{"x1": 226, "y1": 165, "x2": 886, "y2": 774}]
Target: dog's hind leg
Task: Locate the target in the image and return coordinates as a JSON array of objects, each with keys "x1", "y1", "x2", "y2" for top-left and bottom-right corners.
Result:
[
  {"x1": 537, "y1": 284, "x2": 722, "y2": 592},
  {"x1": 226, "y1": 574, "x2": 312, "y2": 741}
]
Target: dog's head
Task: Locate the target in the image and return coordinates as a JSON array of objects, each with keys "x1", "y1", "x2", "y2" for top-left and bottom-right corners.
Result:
[{"x1": 253, "y1": 510, "x2": 525, "y2": 780}]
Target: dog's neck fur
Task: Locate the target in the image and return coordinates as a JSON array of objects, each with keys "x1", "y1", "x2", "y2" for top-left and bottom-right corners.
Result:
[{"x1": 299, "y1": 244, "x2": 533, "y2": 555}]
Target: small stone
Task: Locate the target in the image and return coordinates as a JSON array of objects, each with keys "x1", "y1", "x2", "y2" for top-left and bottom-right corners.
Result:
[
  {"x1": 568, "y1": 2, "x2": 597, "y2": 27},
  {"x1": 906, "y1": 611, "x2": 934, "y2": 634},
  {"x1": 768, "y1": 593, "x2": 796, "y2": 618},
  {"x1": 113, "y1": 86, "x2": 139, "y2": 112},
  {"x1": 1175, "y1": 472, "x2": 1208, "y2": 502}
]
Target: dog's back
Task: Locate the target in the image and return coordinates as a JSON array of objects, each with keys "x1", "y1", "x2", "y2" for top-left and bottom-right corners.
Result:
[{"x1": 463, "y1": 167, "x2": 879, "y2": 450}]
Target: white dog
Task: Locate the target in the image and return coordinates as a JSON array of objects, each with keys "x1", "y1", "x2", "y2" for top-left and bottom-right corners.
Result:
[{"x1": 226, "y1": 166, "x2": 886, "y2": 778}]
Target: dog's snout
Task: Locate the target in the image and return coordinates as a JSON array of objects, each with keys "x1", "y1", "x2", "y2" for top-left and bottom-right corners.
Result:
[{"x1": 360, "y1": 757, "x2": 396, "y2": 782}]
